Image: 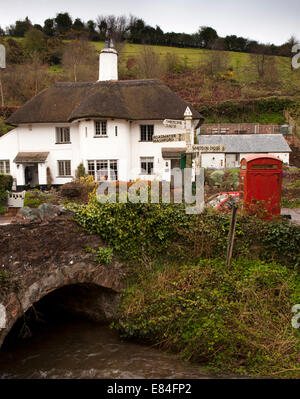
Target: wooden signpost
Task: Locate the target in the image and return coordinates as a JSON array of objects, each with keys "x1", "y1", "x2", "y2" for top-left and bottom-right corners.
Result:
[{"x1": 158, "y1": 108, "x2": 227, "y2": 214}]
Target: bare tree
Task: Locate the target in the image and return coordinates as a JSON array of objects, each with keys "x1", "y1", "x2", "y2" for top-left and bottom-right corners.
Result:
[
  {"x1": 62, "y1": 39, "x2": 97, "y2": 82},
  {"x1": 2, "y1": 54, "x2": 50, "y2": 104},
  {"x1": 203, "y1": 50, "x2": 230, "y2": 76},
  {"x1": 96, "y1": 14, "x2": 128, "y2": 43},
  {"x1": 135, "y1": 46, "x2": 162, "y2": 79}
]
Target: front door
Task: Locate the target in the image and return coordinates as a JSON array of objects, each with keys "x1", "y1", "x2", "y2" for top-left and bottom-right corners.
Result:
[
  {"x1": 24, "y1": 164, "x2": 39, "y2": 187},
  {"x1": 225, "y1": 154, "x2": 237, "y2": 168}
]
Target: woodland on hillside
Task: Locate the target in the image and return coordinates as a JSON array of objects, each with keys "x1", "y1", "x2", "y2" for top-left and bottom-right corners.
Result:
[{"x1": 1, "y1": 13, "x2": 300, "y2": 131}]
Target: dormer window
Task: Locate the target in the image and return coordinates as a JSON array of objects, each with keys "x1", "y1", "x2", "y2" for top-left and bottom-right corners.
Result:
[
  {"x1": 56, "y1": 127, "x2": 70, "y2": 143},
  {"x1": 95, "y1": 121, "x2": 107, "y2": 136}
]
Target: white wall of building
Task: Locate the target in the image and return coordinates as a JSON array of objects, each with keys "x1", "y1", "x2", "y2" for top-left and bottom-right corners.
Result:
[
  {"x1": 201, "y1": 153, "x2": 225, "y2": 169},
  {"x1": 130, "y1": 120, "x2": 192, "y2": 181},
  {"x1": 0, "y1": 123, "x2": 80, "y2": 186},
  {"x1": 0, "y1": 118, "x2": 197, "y2": 186},
  {"x1": 240, "y1": 153, "x2": 289, "y2": 165},
  {"x1": 201, "y1": 152, "x2": 290, "y2": 169}
]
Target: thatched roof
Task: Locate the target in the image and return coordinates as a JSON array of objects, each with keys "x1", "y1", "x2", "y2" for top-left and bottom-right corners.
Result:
[{"x1": 8, "y1": 80, "x2": 203, "y2": 125}]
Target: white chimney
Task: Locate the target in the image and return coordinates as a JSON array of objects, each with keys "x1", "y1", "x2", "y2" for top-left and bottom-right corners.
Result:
[{"x1": 98, "y1": 39, "x2": 118, "y2": 81}]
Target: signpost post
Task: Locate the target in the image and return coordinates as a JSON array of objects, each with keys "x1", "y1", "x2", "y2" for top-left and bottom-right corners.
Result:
[
  {"x1": 0, "y1": 44, "x2": 6, "y2": 106},
  {"x1": 162, "y1": 109, "x2": 226, "y2": 214}
]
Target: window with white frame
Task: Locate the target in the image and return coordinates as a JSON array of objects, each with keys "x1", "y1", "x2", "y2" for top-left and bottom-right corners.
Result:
[
  {"x1": 58, "y1": 160, "x2": 71, "y2": 176},
  {"x1": 0, "y1": 160, "x2": 10, "y2": 175},
  {"x1": 56, "y1": 127, "x2": 70, "y2": 143},
  {"x1": 140, "y1": 157, "x2": 154, "y2": 175},
  {"x1": 140, "y1": 125, "x2": 154, "y2": 141},
  {"x1": 88, "y1": 160, "x2": 118, "y2": 181},
  {"x1": 95, "y1": 121, "x2": 107, "y2": 136}
]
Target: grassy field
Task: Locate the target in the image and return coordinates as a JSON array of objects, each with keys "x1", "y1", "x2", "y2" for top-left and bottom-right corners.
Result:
[
  {"x1": 8, "y1": 36, "x2": 299, "y2": 86},
  {"x1": 90, "y1": 41, "x2": 296, "y2": 83}
]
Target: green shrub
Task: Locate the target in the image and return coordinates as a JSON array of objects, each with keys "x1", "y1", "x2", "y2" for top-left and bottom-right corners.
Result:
[
  {"x1": 68, "y1": 196, "x2": 190, "y2": 262},
  {"x1": 69, "y1": 196, "x2": 300, "y2": 269},
  {"x1": 75, "y1": 163, "x2": 87, "y2": 179},
  {"x1": 0, "y1": 188, "x2": 7, "y2": 205},
  {"x1": 0, "y1": 205, "x2": 6, "y2": 215},
  {"x1": 116, "y1": 258, "x2": 300, "y2": 377},
  {"x1": 95, "y1": 247, "x2": 113, "y2": 264},
  {"x1": 23, "y1": 190, "x2": 56, "y2": 208},
  {"x1": 0, "y1": 174, "x2": 13, "y2": 191},
  {"x1": 24, "y1": 192, "x2": 43, "y2": 208}
]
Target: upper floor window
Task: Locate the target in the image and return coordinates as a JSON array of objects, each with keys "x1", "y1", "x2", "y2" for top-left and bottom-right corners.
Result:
[
  {"x1": 140, "y1": 125, "x2": 154, "y2": 142},
  {"x1": 95, "y1": 121, "x2": 107, "y2": 136},
  {"x1": 56, "y1": 127, "x2": 70, "y2": 143},
  {"x1": 58, "y1": 160, "x2": 71, "y2": 177},
  {"x1": 0, "y1": 160, "x2": 10, "y2": 175}
]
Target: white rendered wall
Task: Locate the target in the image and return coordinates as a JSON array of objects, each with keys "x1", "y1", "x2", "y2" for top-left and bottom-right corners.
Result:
[
  {"x1": 0, "y1": 123, "x2": 81, "y2": 186},
  {"x1": 241, "y1": 153, "x2": 289, "y2": 165},
  {"x1": 77, "y1": 119, "x2": 131, "y2": 181},
  {"x1": 201, "y1": 153, "x2": 225, "y2": 169},
  {"x1": 130, "y1": 120, "x2": 197, "y2": 181},
  {"x1": 0, "y1": 129, "x2": 20, "y2": 183},
  {"x1": 0, "y1": 118, "x2": 200, "y2": 186},
  {"x1": 201, "y1": 152, "x2": 290, "y2": 170},
  {"x1": 268, "y1": 153, "x2": 289, "y2": 164}
]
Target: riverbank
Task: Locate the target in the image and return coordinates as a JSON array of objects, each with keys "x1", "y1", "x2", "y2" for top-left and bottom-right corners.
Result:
[
  {"x1": 114, "y1": 258, "x2": 300, "y2": 379},
  {"x1": 69, "y1": 197, "x2": 300, "y2": 378}
]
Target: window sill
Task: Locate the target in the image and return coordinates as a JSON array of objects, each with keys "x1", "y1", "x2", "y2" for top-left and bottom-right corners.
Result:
[
  {"x1": 139, "y1": 173, "x2": 154, "y2": 176},
  {"x1": 55, "y1": 142, "x2": 72, "y2": 144},
  {"x1": 56, "y1": 176, "x2": 73, "y2": 178},
  {"x1": 139, "y1": 140, "x2": 153, "y2": 143},
  {"x1": 94, "y1": 135, "x2": 108, "y2": 138}
]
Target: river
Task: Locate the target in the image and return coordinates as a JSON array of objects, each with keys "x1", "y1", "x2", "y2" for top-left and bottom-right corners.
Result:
[{"x1": 0, "y1": 319, "x2": 217, "y2": 379}]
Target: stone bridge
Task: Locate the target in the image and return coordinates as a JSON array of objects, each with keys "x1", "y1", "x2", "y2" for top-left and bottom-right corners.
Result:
[{"x1": 0, "y1": 216, "x2": 126, "y2": 349}]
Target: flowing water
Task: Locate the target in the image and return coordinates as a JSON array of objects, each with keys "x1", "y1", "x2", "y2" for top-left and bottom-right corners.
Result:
[{"x1": 0, "y1": 319, "x2": 217, "y2": 379}]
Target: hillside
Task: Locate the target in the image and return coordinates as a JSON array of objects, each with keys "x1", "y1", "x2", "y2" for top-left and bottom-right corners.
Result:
[{"x1": 1, "y1": 38, "x2": 300, "y2": 126}]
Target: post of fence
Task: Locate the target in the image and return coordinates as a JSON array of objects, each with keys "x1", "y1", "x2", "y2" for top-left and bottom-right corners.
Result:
[{"x1": 226, "y1": 204, "x2": 238, "y2": 267}]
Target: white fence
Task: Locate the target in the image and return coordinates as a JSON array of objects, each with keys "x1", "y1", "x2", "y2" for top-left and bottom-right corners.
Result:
[{"x1": 7, "y1": 191, "x2": 25, "y2": 208}]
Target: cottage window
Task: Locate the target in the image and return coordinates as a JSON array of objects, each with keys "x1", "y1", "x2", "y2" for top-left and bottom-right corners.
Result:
[
  {"x1": 140, "y1": 125, "x2": 154, "y2": 142},
  {"x1": 88, "y1": 160, "x2": 118, "y2": 181},
  {"x1": 0, "y1": 160, "x2": 10, "y2": 175},
  {"x1": 58, "y1": 160, "x2": 71, "y2": 176},
  {"x1": 56, "y1": 127, "x2": 70, "y2": 143},
  {"x1": 140, "y1": 157, "x2": 154, "y2": 175},
  {"x1": 95, "y1": 121, "x2": 107, "y2": 136}
]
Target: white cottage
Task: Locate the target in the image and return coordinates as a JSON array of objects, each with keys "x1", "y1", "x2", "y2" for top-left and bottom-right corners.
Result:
[{"x1": 0, "y1": 41, "x2": 203, "y2": 189}]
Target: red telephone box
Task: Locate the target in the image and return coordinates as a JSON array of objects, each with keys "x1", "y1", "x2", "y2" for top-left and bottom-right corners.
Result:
[{"x1": 239, "y1": 154, "x2": 283, "y2": 217}]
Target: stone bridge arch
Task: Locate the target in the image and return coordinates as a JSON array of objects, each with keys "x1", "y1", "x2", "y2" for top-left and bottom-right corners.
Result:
[{"x1": 0, "y1": 217, "x2": 126, "y2": 349}]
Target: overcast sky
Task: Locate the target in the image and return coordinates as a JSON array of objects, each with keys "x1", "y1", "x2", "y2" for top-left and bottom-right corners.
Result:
[{"x1": 0, "y1": 0, "x2": 299, "y2": 45}]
